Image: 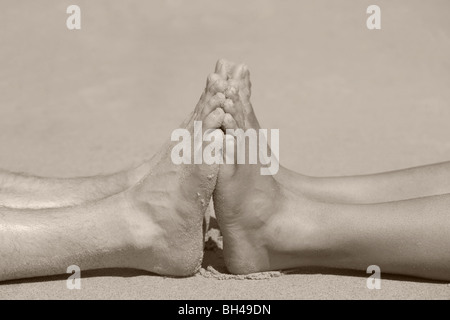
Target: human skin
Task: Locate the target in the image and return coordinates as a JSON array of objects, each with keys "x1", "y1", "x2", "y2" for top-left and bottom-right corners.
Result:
[
  {"x1": 3, "y1": 60, "x2": 450, "y2": 209},
  {"x1": 1, "y1": 60, "x2": 450, "y2": 281},
  {"x1": 213, "y1": 59, "x2": 450, "y2": 281},
  {"x1": 0, "y1": 72, "x2": 232, "y2": 281},
  {"x1": 0, "y1": 165, "x2": 150, "y2": 209},
  {"x1": 0, "y1": 71, "x2": 229, "y2": 210}
]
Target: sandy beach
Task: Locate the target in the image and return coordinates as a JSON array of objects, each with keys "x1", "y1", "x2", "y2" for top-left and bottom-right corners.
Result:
[{"x1": 1, "y1": 0, "x2": 450, "y2": 299}]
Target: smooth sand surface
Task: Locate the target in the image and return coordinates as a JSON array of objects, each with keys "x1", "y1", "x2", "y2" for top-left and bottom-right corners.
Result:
[{"x1": 1, "y1": 0, "x2": 450, "y2": 299}]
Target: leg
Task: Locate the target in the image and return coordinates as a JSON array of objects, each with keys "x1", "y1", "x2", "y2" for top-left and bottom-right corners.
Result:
[
  {"x1": 0, "y1": 71, "x2": 227, "y2": 281},
  {"x1": 301, "y1": 162, "x2": 450, "y2": 204},
  {"x1": 0, "y1": 193, "x2": 136, "y2": 281},
  {"x1": 0, "y1": 72, "x2": 226, "y2": 210},
  {"x1": 316, "y1": 194, "x2": 450, "y2": 280},
  {"x1": 0, "y1": 165, "x2": 150, "y2": 209},
  {"x1": 216, "y1": 174, "x2": 450, "y2": 280},
  {"x1": 214, "y1": 60, "x2": 450, "y2": 280},
  {"x1": 216, "y1": 58, "x2": 450, "y2": 204}
]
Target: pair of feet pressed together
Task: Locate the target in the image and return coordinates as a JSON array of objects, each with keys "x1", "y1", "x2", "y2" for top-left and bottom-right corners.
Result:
[{"x1": 1, "y1": 59, "x2": 450, "y2": 282}]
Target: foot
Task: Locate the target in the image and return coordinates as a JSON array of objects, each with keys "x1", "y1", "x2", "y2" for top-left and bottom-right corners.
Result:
[
  {"x1": 213, "y1": 60, "x2": 325, "y2": 274},
  {"x1": 120, "y1": 73, "x2": 230, "y2": 276}
]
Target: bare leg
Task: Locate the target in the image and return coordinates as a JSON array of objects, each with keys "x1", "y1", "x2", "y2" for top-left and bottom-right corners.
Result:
[
  {"x1": 6, "y1": 60, "x2": 447, "y2": 209},
  {"x1": 216, "y1": 58, "x2": 450, "y2": 204},
  {"x1": 214, "y1": 60, "x2": 450, "y2": 280},
  {"x1": 0, "y1": 193, "x2": 136, "y2": 281},
  {"x1": 315, "y1": 194, "x2": 450, "y2": 280},
  {"x1": 216, "y1": 173, "x2": 450, "y2": 280},
  {"x1": 0, "y1": 165, "x2": 150, "y2": 209},
  {"x1": 0, "y1": 74, "x2": 224, "y2": 210},
  {"x1": 0, "y1": 72, "x2": 228, "y2": 281},
  {"x1": 301, "y1": 162, "x2": 450, "y2": 204}
]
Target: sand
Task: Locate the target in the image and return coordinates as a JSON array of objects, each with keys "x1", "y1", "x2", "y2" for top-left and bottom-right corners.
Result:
[{"x1": 1, "y1": 0, "x2": 450, "y2": 299}]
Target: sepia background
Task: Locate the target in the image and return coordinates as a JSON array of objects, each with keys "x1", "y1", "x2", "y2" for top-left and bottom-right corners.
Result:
[{"x1": 0, "y1": 0, "x2": 450, "y2": 299}]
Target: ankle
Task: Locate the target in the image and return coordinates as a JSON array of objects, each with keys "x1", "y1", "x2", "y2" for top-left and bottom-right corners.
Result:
[{"x1": 265, "y1": 196, "x2": 338, "y2": 270}]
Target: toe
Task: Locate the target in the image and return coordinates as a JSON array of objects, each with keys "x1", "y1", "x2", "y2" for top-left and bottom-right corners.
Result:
[
  {"x1": 206, "y1": 73, "x2": 221, "y2": 88},
  {"x1": 203, "y1": 107, "x2": 225, "y2": 130},
  {"x1": 224, "y1": 81, "x2": 239, "y2": 100},
  {"x1": 223, "y1": 98, "x2": 245, "y2": 128},
  {"x1": 222, "y1": 99, "x2": 236, "y2": 115},
  {"x1": 215, "y1": 59, "x2": 235, "y2": 79},
  {"x1": 230, "y1": 64, "x2": 251, "y2": 98},
  {"x1": 207, "y1": 75, "x2": 228, "y2": 95},
  {"x1": 215, "y1": 59, "x2": 229, "y2": 79},
  {"x1": 201, "y1": 92, "x2": 226, "y2": 118},
  {"x1": 232, "y1": 63, "x2": 248, "y2": 80},
  {"x1": 222, "y1": 113, "x2": 238, "y2": 131}
]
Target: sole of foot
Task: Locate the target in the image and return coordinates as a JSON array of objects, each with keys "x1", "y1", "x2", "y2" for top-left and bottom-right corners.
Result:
[
  {"x1": 213, "y1": 59, "x2": 325, "y2": 274},
  {"x1": 118, "y1": 72, "x2": 229, "y2": 276}
]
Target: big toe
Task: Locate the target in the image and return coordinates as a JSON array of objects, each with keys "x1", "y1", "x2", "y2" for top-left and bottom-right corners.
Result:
[{"x1": 215, "y1": 59, "x2": 236, "y2": 79}]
